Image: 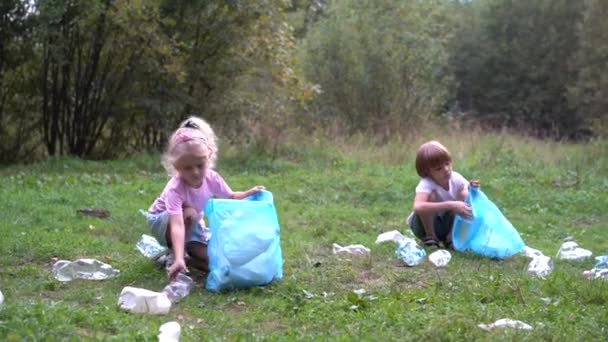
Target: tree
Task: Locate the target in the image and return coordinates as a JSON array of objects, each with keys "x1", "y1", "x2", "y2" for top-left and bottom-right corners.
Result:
[
  {"x1": 568, "y1": 0, "x2": 608, "y2": 138},
  {"x1": 298, "y1": 0, "x2": 455, "y2": 138},
  {"x1": 37, "y1": 0, "x2": 178, "y2": 157},
  {"x1": 154, "y1": 0, "x2": 316, "y2": 150},
  {"x1": 448, "y1": 0, "x2": 586, "y2": 138},
  {"x1": 0, "y1": 1, "x2": 39, "y2": 163}
]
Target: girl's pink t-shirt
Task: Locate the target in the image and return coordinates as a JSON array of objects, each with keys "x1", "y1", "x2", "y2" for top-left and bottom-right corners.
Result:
[{"x1": 148, "y1": 169, "x2": 233, "y2": 218}]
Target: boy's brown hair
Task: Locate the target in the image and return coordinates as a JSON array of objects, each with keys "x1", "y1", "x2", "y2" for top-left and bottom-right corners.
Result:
[{"x1": 415, "y1": 141, "x2": 452, "y2": 178}]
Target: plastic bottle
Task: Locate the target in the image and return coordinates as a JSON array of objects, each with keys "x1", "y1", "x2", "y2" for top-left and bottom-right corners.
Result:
[
  {"x1": 52, "y1": 259, "x2": 120, "y2": 282},
  {"x1": 162, "y1": 273, "x2": 194, "y2": 303}
]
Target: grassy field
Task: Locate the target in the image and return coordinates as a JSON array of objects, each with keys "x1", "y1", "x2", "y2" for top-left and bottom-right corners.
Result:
[{"x1": 0, "y1": 132, "x2": 607, "y2": 341}]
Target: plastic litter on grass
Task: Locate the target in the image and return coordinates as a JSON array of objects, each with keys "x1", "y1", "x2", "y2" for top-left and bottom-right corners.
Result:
[
  {"x1": 162, "y1": 273, "x2": 194, "y2": 303},
  {"x1": 118, "y1": 287, "x2": 171, "y2": 315},
  {"x1": 158, "y1": 321, "x2": 181, "y2": 342},
  {"x1": 395, "y1": 238, "x2": 426, "y2": 266},
  {"x1": 52, "y1": 258, "x2": 120, "y2": 281},
  {"x1": 428, "y1": 249, "x2": 451, "y2": 267},
  {"x1": 556, "y1": 241, "x2": 592, "y2": 261},
  {"x1": 478, "y1": 318, "x2": 533, "y2": 331},
  {"x1": 583, "y1": 255, "x2": 608, "y2": 280},
  {"x1": 375, "y1": 230, "x2": 406, "y2": 244},
  {"x1": 522, "y1": 246, "x2": 554, "y2": 278},
  {"x1": 136, "y1": 234, "x2": 167, "y2": 259},
  {"x1": 332, "y1": 243, "x2": 370, "y2": 255}
]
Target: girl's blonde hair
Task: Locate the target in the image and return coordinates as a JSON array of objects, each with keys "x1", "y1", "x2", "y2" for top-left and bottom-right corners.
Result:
[
  {"x1": 179, "y1": 116, "x2": 218, "y2": 168},
  {"x1": 415, "y1": 140, "x2": 452, "y2": 178},
  {"x1": 161, "y1": 127, "x2": 213, "y2": 176}
]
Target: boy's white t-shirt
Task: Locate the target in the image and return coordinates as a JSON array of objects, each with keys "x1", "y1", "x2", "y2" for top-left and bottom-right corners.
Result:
[{"x1": 407, "y1": 171, "x2": 468, "y2": 225}]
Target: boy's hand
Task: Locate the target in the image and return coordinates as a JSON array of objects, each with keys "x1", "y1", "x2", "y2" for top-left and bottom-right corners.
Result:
[
  {"x1": 167, "y1": 258, "x2": 188, "y2": 281},
  {"x1": 469, "y1": 179, "x2": 480, "y2": 188},
  {"x1": 452, "y1": 201, "x2": 472, "y2": 219}
]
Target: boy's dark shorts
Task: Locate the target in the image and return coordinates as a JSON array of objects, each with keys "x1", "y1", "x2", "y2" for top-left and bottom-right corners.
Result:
[{"x1": 409, "y1": 212, "x2": 455, "y2": 242}]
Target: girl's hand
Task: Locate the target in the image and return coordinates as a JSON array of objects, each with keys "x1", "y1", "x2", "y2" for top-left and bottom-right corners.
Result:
[
  {"x1": 231, "y1": 186, "x2": 265, "y2": 200},
  {"x1": 248, "y1": 185, "x2": 265, "y2": 195},
  {"x1": 167, "y1": 257, "x2": 188, "y2": 281}
]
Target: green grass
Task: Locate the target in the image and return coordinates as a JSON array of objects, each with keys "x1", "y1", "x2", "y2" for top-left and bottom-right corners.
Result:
[{"x1": 1, "y1": 134, "x2": 607, "y2": 341}]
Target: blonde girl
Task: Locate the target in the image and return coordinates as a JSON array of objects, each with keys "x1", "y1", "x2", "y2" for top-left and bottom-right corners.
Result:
[{"x1": 147, "y1": 118, "x2": 264, "y2": 280}]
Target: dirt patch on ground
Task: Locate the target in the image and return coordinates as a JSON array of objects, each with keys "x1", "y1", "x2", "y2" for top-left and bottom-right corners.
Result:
[
  {"x1": 356, "y1": 270, "x2": 384, "y2": 285},
  {"x1": 261, "y1": 320, "x2": 285, "y2": 333},
  {"x1": 225, "y1": 301, "x2": 248, "y2": 313}
]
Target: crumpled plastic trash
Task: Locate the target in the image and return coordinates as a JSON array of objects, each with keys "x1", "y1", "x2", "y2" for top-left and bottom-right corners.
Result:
[
  {"x1": 395, "y1": 238, "x2": 426, "y2": 266},
  {"x1": 522, "y1": 246, "x2": 553, "y2": 278},
  {"x1": 583, "y1": 268, "x2": 608, "y2": 280},
  {"x1": 158, "y1": 321, "x2": 181, "y2": 342},
  {"x1": 53, "y1": 259, "x2": 120, "y2": 282},
  {"x1": 353, "y1": 288, "x2": 366, "y2": 296},
  {"x1": 136, "y1": 234, "x2": 167, "y2": 259},
  {"x1": 594, "y1": 255, "x2": 608, "y2": 269},
  {"x1": 478, "y1": 318, "x2": 533, "y2": 331},
  {"x1": 582, "y1": 255, "x2": 608, "y2": 280},
  {"x1": 522, "y1": 246, "x2": 544, "y2": 258},
  {"x1": 118, "y1": 286, "x2": 171, "y2": 315},
  {"x1": 332, "y1": 243, "x2": 370, "y2": 255},
  {"x1": 428, "y1": 250, "x2": 451, "y2": 267},
  {"x1": 556, "y1": 241, "x2": 592, "y2": 261},
  {"x1": 527, "y1": 255, "x2": 554, "y2": 278},
  {"x1": 162, "y1": 272, "x2": 194, "y2": 303},
  {"x1": 375, "y1": 230, "x2": 405, "y2": 244},
  {"x1": 303, "y1": 289, "x2": 315, "y2": 299},
  {"x1": 0, "y1": 290, "x2": 4, "y2": 307}
]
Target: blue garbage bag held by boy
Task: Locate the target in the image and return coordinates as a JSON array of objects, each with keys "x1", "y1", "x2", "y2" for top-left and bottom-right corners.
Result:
[
  {"x1": 452, "y1": 187, "x2": 525, "y2": 259},
  {"x1": 204, "y1": 190, "x2": 283, "y2": 292}
]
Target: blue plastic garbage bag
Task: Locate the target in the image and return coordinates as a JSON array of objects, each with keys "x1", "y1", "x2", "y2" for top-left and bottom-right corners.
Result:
[
  {"x1": 452, "y1": 187, "x2": 525, "y2": 259},
  {"x1": 204, "y1": 190, "x2": 283, "y2": 292}
]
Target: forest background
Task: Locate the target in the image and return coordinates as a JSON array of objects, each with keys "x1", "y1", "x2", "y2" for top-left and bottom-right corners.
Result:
[
  {"x1": 1, "y1": 1, "x2": 607, "y2": 340},
  {"x1": 1, "y1": 0, "x2": 606, "y2": 164}
]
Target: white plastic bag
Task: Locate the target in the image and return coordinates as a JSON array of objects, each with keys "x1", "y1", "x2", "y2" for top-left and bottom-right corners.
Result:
[
  {"x1": 478, "y1": 318, "x2": 533, "y2": 331},
  {"x1": 527, "y1": 255, "x2": 553, "y2": 278},
  {"x1": 556, "y1": 241, "x2": 592, "y2": 261},
  {"x1": 158, "y1": 321, "x2": 181, "y2": 342},
  {"x1": 375, "y1": 230, "x2": 405, "y2": 244},
  {"x1": 428, "y1": 250, "x2": 451, "y2": 268},
  {"x1": 332, "y1": 243, "x2": 370, "y2": 255},
  {"x1": 118, "y1": 287, "x2": 171, "y2": 315},
  {"x1": 523, "y1": 246, "x2": 553, "y2": 278}
]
